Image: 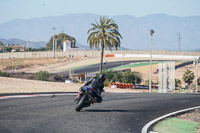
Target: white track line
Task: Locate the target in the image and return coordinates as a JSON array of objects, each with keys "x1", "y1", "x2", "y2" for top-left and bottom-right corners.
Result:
[
  {"x1": 141, "y1": 106, "x2": 200, "y2": 133},
  {"x1": 0, "y1": 93, "x2": 77, "y2": 100}
]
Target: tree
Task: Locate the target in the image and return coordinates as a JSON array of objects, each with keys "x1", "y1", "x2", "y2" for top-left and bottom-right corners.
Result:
[
  {"x1": 182, "y1": 69, "x2": 195, "y2": 85},
  {"x1": 87, "y1": 16, "x2": 122, "y2": 74},
  {"x1": 3, "y1": 47, "x2": 12, "y2": 52},
  {"x1": 0, "y1": 41, "x2": 3, "y2": 45},
  {"x1": 46, "y1": 33, "x2": 76, "y2": 50}
]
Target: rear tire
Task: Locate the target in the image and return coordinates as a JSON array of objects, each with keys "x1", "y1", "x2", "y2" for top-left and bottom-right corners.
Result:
[{"x1": 75, "y1": 94, "x2": 88, "y2": 112}]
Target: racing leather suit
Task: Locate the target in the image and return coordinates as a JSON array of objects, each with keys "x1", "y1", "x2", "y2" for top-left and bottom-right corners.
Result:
[{"x1": 80, "y1": 77, "x2": 104, "y2": 103}]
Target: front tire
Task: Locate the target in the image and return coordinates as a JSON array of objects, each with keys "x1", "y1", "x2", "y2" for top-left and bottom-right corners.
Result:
[{"x1": 75, "y1": 94, "x2": 88, "y2": 112}]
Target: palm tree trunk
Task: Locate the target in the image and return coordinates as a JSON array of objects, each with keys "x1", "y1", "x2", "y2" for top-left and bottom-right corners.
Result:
[{"x1": 99, "y1": 45, "x2": 104, "y2": 74}]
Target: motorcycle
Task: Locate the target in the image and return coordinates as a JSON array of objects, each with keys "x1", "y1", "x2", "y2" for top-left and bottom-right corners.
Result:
[{"x1": 74, "y1": 86, "x2": 103, "y2": 112}]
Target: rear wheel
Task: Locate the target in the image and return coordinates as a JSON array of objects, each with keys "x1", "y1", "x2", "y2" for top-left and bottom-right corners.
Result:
[{"x1": 75, "y1": 94, "x2": 88, "y2": 111}]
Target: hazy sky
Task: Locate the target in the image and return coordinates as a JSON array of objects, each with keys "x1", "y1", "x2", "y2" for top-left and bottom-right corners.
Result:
[{"x1": 1, "y1": 0, "x2": 200, "y2": 23}]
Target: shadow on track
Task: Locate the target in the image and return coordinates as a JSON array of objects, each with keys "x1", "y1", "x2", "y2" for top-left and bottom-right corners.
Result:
[{"x1": 84, "y1": 109, "x2": 154, "y2": 113}]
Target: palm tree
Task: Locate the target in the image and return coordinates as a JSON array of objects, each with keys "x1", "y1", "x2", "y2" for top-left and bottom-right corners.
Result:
[{"x1": 87, "y1": 16, "x2": 122, "y2": 74}]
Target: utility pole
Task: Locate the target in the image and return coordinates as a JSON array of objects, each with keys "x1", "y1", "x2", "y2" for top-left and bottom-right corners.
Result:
[
  {"x1": 194, "y1": 57, "x2": 200, "y2": 93},
  {"x1": 52, "y1": 27, "x2": 56, "y2": 58},
  {"x1": 178, "y1": 32, "x2": 181, "y2": 51},
  {"x1": 55, "y1": 38, "x2": 58, "y2": 52},
  {"x1": 121, "y1": 50, "x2": 123, "y2": 73},
  {"x1": 11, "y1": 49, "x2": 15, "y2": 73},
  {"x1": 149, "y1": 29, "x2": 155, "y2": 93},
  {"x1": 196, "y1": 62, "x2": 199, "y2": 93}
]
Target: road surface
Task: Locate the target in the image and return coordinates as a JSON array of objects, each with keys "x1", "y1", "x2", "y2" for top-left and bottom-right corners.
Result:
[
  {"x1": 73, "y1": 60, "x2": 151, "y2": 74},
  {"x1": 0, "y1": 93, "x2": 199, "y2": 133}
]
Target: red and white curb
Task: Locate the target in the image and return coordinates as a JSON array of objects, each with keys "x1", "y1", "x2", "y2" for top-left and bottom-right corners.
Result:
[
  {"x1": 141, "y1": 106, "x2": 200, "y2": 133},
  {"x1": 0, "y1": 93, "x2": 77, "y2": 100}
]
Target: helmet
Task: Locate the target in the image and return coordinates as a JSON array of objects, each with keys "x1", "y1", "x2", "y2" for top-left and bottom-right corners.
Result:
[{"x1": 98, "y1": 74, "x2": 106, "y2": 82}]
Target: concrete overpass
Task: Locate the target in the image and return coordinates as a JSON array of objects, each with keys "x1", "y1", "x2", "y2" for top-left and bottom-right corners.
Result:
[{"x1": 0, "y1": 50, "x2": 199, "y2": 60}]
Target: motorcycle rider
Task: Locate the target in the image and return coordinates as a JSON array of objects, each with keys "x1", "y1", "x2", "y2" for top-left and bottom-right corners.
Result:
[{"x1": 75, "y1": 74, "x2": 106, "y2": 103}]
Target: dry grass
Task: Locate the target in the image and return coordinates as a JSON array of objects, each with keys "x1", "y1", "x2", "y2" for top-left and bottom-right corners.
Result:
[
  {"x1": 0, "y1": 57, "x2": 86, "y2": 72},
  {"x1": 0, "y1": 77, "x2": 145, "y2": 94},
  {"x1": 0, "y1": 77, "x2": 82, "y2": 93},
  {"x1": 1, "y1": 57, "x2": 199, "y2": 91},
  {"x1": 132, "y1": 63, "x2": 199, "y2": 85}
]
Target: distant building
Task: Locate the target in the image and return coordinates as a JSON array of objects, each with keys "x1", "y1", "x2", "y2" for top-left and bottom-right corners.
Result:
[{"x1": 63, "y1": 40, "x2": 80, "y2": 51}]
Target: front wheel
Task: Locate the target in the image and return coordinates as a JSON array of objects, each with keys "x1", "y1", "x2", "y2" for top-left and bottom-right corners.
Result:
[{"x1": 75, "y1": 94, "x2": 88, "y2": 112}]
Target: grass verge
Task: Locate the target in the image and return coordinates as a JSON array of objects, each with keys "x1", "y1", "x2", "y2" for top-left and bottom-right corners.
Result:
[{"x1": 153, "y1": 118, "x2": 200, "y2": 133}]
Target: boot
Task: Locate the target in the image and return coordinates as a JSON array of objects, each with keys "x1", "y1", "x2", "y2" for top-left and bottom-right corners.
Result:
[{"x1": 74, "y1": 92, "x2": 83, "y2": 102}]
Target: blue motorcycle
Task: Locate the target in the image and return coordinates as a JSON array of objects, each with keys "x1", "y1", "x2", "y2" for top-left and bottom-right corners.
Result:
[{"x1": 75, "y1": 86, "x2": 102, "y2": 111}]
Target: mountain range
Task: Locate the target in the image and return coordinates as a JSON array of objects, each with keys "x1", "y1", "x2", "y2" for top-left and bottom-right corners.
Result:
[
  {"x1": 0, "y1": 13, "x2": 200, "y2": 51},
  {"x1": 0, "y1": 38, "x2": 46, "y2": 48}
]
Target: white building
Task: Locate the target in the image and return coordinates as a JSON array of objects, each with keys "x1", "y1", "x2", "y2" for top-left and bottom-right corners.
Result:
[{"x1": 63, "y1": 40, "x2": 80, "y2": 51}]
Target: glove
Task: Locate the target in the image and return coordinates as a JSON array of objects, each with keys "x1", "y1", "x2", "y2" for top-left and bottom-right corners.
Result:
[{"x1": 79, "y1": 86, "x2": 84, "y2": 92}]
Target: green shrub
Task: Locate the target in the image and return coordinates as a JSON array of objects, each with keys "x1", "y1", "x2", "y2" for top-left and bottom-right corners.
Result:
[
  {"x1": 104, "y1": 70, "x2": 115, "y2": 81},
  {"x1": 53, "y1": 74, "x2": 65, "y2": 82},
  {"x1": 97, "y1": 70, "x2": 142, "y2": 84},
  {"x1": 104, "y1": 79, "x2": 110, "y2": 87},
  {"x1": 175, "y1": 79, "x2": 181, "y2": 87},
  {"x1": 0, "y1": 71, "x2": 11, "y2": 77},
  {"x1": 144, "y1": 79, "x2": 153, "y2": 86},
  {"x1": 122, "y1": 71, "x2": 141, "y2": 84},
  {"x1": 113, "y1": 71, "x2": 123, "y2": 82},
  {"x1": 35, "y1": 71, "x2": 49, "y2": 81}
]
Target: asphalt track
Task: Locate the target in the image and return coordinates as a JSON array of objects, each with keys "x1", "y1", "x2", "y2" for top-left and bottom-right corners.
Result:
[
  {"x1": 0, "y1": 93, "x2": 199, "y2": 133},
  {"x1": 73, "y1": 60, "x2": 150, "y2": 74},
  {"x1": 70, "y1": 60, "x2": 190, "y2": 74}
]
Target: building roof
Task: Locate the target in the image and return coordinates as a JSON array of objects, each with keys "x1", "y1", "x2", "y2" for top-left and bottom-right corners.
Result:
[{"x1": 63, "y1": 40, "x2": 71, "y2": 43}]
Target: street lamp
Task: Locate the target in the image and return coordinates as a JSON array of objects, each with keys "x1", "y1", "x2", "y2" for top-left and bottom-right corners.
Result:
[
  {"x1": 55, "y1": 38, "x2": 58, "y2": 52},
  {"x1": 194, "y1": 57, "x2": 200, "y2": 93},
  {"x1": 149, "y1": 29, "x2": 155, "y2": 93},
  {"x1": 52, "y1": 27, "x2": 56, "y2": 58}
]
